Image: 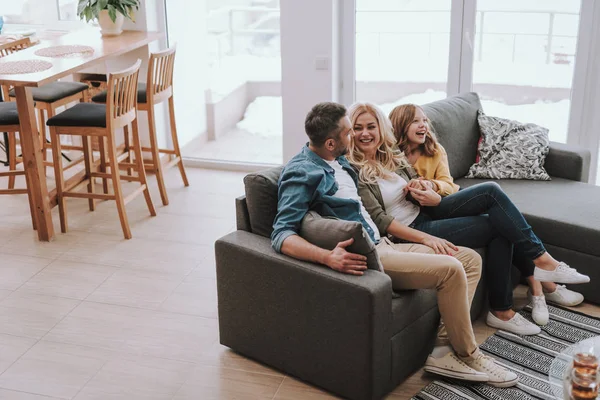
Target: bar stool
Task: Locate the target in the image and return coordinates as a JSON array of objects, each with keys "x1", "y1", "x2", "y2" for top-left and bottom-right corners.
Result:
[
  {"x1": 47, "y1": 60, "x2": 156, "y2": 239},
  {"x1": 0, "y1": 102, "x2": 37, "y2": 228},
  {"x1": 0, "y1": 37, "x2": 89, "y2": 183},
  {"x1": 92, "y1": 46, "x2": 189, "y2": 206}
]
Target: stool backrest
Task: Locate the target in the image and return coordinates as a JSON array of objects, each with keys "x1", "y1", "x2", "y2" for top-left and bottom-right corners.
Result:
[
  {"x1": 106, "y1": 59, "x2": 141, "y2": 130},
  {"x1": 146, "y1": 46, "x2": 176, "y2": 103},
  {"x1": 0, "y1": 37, "x2": 32, "y2": 57},
  {"x1": 0, "y1": 37, "x2": 32, "y2": 101}
]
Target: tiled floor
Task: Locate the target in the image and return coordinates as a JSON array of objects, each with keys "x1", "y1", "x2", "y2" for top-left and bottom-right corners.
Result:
[{"x1": 0, "y1": 166, "x2": 597, "y2": 399}]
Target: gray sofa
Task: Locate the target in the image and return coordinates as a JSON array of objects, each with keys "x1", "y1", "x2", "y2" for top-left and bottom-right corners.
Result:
[{"x1": 215, "y1": 92, "x2": 598, "y2": 400}]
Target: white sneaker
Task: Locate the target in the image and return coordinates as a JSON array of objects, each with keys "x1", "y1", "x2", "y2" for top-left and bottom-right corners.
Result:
[
  {"x1": 486, "y1": 311, "x2": 541, "y2": 335},
  {"x1": 465, "y1": 353, "x2": 519, "y2": 387},
  {"x1": 544, "y1": 285, "x2": 585, "y2": 306},
  {"x1": 527, "y1": 290, "x2": 549, "y2": 325},
  {"x1": 424, "y1": 352, "x2": 489, "y2": 383},
  {"x1": 534, "y1": 262, "x2": 590, "y2": 284}
]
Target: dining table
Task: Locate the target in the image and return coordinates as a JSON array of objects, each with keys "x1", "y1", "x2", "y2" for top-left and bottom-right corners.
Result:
[{"x1": 0, "y1": 28, "x2": 162, "y2": 241}]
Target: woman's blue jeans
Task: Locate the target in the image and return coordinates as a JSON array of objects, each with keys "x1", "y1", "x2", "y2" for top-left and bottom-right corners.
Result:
[{"x1": 410, "y1": 182, "x2": 546, "y2": 311}]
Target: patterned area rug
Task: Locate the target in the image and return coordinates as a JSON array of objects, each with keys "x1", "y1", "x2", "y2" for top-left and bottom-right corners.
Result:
[{"x1": 412, "y1": 305, "x2": 600, "y2": 400}]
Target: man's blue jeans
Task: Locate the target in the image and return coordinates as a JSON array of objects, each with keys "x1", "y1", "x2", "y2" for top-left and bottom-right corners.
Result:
[{"x1": 410, "y1": 182, "x2": 546, "y2": 311}]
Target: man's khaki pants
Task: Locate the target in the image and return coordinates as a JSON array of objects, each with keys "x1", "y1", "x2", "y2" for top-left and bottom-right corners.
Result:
[{"x1": 376, "y1": 238, "x2": 482, "y2": 361}]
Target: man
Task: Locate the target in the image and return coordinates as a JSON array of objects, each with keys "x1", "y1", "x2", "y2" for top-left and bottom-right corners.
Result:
[{"x1": 271, "y1": 102, "x2": 518, "y2": 387}]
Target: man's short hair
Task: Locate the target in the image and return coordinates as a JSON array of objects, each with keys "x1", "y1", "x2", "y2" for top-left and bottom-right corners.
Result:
[{"x1": 304, "y1": 102, "x2": 347, "y2": 146}]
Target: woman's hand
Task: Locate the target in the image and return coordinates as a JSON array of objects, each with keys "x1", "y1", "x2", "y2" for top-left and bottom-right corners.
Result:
[
  {"x1": 407, "y1": 185, "x2": 442, "y2": 207},
  {"x1": 421, "y1": 235, "x2": 459, "y2": 255}
]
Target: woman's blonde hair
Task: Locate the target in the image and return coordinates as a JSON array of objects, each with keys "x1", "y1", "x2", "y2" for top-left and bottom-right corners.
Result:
[
  {"x1": 389, "y1": 104, "x2": 439, "y2": 157},
  {"x1": 347, "y1": 102, "x2": 411, "y2": 184}
]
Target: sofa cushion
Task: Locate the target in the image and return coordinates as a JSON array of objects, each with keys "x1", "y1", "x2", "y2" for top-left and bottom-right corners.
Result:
[
  {"x1": 300, "y1": 211, "x2": 383, "y2": 271},
  {"x1": 421, "y1": 92, "x2": 482, "y2": 179},
  {"x1": 243, "y1": 166, "x2": 283, "y2": 237},
  {"x1": 456, "y1": 177, "x2": 600, "y2": 257},
  {"x1": 466, "y1": 111, "x2": 551, "y2": 181}
]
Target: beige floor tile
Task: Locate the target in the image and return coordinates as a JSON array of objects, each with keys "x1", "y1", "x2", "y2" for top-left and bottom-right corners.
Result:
[
  {"x1": 0, "y1": 389, "x2": 62, "y2": 399},
  {"x1": 193, "y1": 258, "x2": 217, "y2": 280},
  {"x1": 196, "y1": 342, "x2": 285, "y2": 377},
  {"x1": 0, "y1": 253, "x2": 53, "y2": 291},
  {"x1": 0, "y1": 341, "x2": 113, "y2": 399},
  {"x1": 43, "y1": 302, "x2": 142, "y2": 351},
  {"x1": 45, "y1": 301, "x2": 219, "y2": 362},
  {"x1": 0, "y1": 291, "x2": 12, "y2": 303},
  {"x1": 173, "y1": 365, "x2": 284, "y2": 400},
  {"x1": 0, "y1": 334, "x2": 38, "y2": 375},
  {"x1": 1, "y1": 230, "x2": 81, "y2": 260},
  {"x1": 273, "y1": 376, "x2": 341, "y2": 400},
  {"x1": 73, "y1": 354, "x2": 194, "y2": 400},
  {"x1": 122, "y1": 309, "x2": 219, "y2": 362},
  {"x1": 159, "y1": 275, "x2": 217, "y2": 318},
  {"x1": 87, "y1": 269, "x2": 186, "y2": 309},
  {"x1": 0, "y1": 293, "x2": 79, "y2": 339},
  {"x1": 16, "y1": 260, "x2": 117, "y2": 300},
  {"x1": 59, "y1": 233, "x2": 212, "y2": 275}
]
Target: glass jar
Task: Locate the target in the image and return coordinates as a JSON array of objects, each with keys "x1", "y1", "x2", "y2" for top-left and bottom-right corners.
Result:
[{"x1": 569, "y1": 353, "x2": 599, "y2": 400}]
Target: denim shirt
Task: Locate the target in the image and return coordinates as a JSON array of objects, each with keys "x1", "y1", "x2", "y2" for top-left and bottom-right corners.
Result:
[{"x1": 271, "y1": 145, "x2": 379, "y2": 253}]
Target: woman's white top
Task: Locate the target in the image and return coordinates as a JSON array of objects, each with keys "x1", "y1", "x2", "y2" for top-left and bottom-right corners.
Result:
[{"x1": 377, "y1": 173, "x2": 420, "y2": 226}]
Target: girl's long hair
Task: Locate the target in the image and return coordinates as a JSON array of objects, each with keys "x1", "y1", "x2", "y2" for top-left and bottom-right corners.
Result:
[
  {"x1": 389, "y1": 104, "x2": 439, "y2": 157},
  {"x1": 347, "y1": 102, "x2": 411, "y2": 184}
]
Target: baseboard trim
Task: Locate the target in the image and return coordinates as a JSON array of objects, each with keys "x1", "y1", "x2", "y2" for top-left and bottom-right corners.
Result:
[{"x1": 183, "y1": 158, "x2": 280, "y2": 172}]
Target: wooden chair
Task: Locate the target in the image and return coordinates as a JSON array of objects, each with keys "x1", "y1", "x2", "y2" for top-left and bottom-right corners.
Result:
[
  {"x1": 0, "y1": 102, "x2": 37, "y2": 228},
  {"x1": 47, "y1": 60, "x2": 156, "y2": 239},
  {"x1": 0, "y1": 37, "x2": 89, "y2": 183},
  {"x1": 93, "y1": 46, "x2": 189, "y2": 206}
]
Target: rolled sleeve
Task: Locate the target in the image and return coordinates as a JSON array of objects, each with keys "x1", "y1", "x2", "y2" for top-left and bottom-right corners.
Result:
[{"x1": 271, "y1": 230, "x2": 298, "y2": 253}]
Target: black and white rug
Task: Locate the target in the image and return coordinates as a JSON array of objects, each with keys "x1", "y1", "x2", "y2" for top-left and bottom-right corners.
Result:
[{"x1": 412, "y1": 305, "x2": 600, "y2": 400}]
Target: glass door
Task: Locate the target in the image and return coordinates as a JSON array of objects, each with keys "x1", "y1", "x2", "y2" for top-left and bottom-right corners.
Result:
[
  {"x1": 354, "y1": 0, "x2": 452, "y2": 113},
  {"x1": 472, "y1": 0, "x2": 582, "y2": 143}
]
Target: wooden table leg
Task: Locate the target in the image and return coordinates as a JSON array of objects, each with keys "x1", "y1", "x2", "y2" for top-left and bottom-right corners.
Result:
[{"x1": 14, "y1": 86, "x2": 55, "y2": 241}]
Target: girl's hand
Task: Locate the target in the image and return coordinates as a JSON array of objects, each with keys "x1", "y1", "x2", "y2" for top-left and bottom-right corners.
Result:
[
  {"x1": 407, "y1": 185, "x2": 442, "y2": 207},
  {"x1": 421, "y1": 235, "x2": 459, "y2": 255}
]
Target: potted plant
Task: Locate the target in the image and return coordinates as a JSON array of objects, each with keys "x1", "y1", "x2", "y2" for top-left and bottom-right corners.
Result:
[{"x1": 77, "y1": 0, "x2": 140, "y2": 36}]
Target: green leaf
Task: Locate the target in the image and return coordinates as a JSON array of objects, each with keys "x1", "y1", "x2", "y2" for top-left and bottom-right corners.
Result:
[
  {"x1": 108, "y1": 5, "x2": 117, "y2": 23},
  {"x1": 77, "y1": 0, "x2": 89, "y2": 15},
  {"x1": 98, "y1": 0, "x2": 108, "y2": 10}
]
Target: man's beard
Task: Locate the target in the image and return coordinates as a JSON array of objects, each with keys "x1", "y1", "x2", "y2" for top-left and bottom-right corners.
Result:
[{"x1": 334, "y1": 146, "x2": 348, "y2": 158}]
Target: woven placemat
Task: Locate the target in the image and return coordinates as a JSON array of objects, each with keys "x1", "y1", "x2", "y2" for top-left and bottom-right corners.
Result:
[
  {"x1": 0, "y1": 59, "x2": 53, "y2": 74},
  {"x1": 34, "y1": 45, "x2": 94, "y2": 58}
]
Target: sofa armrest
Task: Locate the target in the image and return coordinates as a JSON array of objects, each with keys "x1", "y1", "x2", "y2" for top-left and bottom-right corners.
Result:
[
  {"x1": 215, "y1": 231, "x2": 393, "y2": 400},
  {"x1": 545, "y1": 142, "x2": 591, "y2": 182},
  {"x1": 235, "y1": 195, "x2": 251, "y2": 232}
]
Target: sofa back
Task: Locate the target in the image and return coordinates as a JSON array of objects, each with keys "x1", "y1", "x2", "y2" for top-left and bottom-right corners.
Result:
[{"x1": 421, "y1": 92, "x2": 482, "y2": 179}]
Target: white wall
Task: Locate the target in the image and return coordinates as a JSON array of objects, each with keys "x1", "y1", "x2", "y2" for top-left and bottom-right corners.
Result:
[{"x1": 280, "y1": 0, "x2": 340, "y2": 162}]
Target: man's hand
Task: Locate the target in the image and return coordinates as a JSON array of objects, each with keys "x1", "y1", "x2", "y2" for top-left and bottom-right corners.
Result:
[
  {"x1": 407, "y1": 185, "x2": 442, "y2": 207},
  {"x1": 421, "y1": 235, "x2": 459, "y2": 255},
  {"x1": 323, "y1": 238, "x2": 368, "y2": 275}
]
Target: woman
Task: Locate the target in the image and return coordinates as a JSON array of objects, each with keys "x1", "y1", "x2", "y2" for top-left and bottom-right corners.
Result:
[
  {"x1": 347, "y1": 102, "x2": 589, "y2": 333},
  {"x1": 389, "y1": 104, "x2": 586, "y2": 318}
]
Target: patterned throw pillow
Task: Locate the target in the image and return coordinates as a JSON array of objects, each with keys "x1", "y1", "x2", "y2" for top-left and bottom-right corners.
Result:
[{"x1": 466, "y1": 111, "x2": 551, "y2": 180}]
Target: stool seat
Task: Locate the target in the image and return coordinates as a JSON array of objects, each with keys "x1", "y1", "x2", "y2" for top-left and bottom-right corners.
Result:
[
  {"x1": 92, "y1": 82, "x2": 147, "y2": 104},
  {"x1": 0, "y1": 102, "x2": 19, "y2": 125},
  {"x1": 46, "y1": 103, "x2": 106, "y2": 128},
  {"x1": 9, "y1": 82, "x2": 89, "y2": 103}
]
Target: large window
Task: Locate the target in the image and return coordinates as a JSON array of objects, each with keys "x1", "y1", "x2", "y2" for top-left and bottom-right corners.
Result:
[
  {"x1": 180, "y1": 0, "x2": 282, "y2": 165},
  {"x1": 472, "y1": 1, "x2": 581, "y2": 143},
  {"x1": 355, "y1": 0, "x2": 451, "y2": 110}
]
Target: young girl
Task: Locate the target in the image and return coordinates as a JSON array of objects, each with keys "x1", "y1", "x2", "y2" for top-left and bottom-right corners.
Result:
[{"x1": 347, "y1": 102, "x2": 588, "y2": 332}]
